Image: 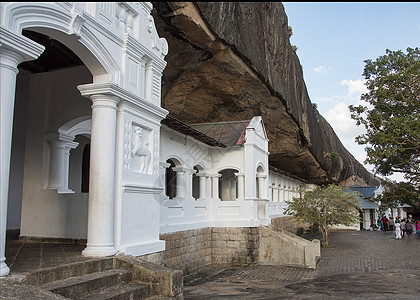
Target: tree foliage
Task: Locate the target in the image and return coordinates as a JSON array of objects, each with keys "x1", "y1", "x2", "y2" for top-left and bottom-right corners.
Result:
[
  {"x1": 349, "y1": 47, "x2": 420, "y2": 186},
  {"x1": 284, "y1": 184, "x2": 360, "y2": 247},
  {"x1": 377, "y1": 181, "x2": 420, "y2": 211}
]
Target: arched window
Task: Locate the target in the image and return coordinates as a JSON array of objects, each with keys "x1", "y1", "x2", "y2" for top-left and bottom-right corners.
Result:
[
  {"x1": 218, "y1": 169, "x2": 238, "y2": 201},
  {"x1": 165, "y1": 159, "x2": 177, "y2": 199},
  {"x1": 68, "y1": 134, "x2": 90, "y2": 193},
  {"x1": 256, "y1": 166, "x2": 266, "y2": 200},
  {"x1": 192, "y1": 166, "x2": 199, "y2": 200}
]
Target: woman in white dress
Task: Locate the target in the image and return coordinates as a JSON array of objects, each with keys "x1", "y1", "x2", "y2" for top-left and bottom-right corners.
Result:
[{"x1": 395, "y1": 222, "x2": 402, "y2": 239}]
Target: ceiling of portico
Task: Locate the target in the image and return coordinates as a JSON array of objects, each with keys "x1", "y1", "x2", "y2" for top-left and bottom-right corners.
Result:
[{"x1": 19, "y1": 30, "x2": 83, "y2": 73}]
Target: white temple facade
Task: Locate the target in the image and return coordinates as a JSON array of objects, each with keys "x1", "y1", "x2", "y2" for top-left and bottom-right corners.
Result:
[{"x1": 0, "y1": 2, "x2": 310, "y2": 277}]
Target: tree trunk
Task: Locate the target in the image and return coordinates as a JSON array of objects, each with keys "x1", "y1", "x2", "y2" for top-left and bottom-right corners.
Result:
[{"x1": 321, "y1": 225, "x2": 329, "y2": 247}]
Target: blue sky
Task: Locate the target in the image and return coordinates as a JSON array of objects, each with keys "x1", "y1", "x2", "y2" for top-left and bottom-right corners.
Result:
[{"x1": 283, "y1": 2, "x2": 420, "y2": 182}]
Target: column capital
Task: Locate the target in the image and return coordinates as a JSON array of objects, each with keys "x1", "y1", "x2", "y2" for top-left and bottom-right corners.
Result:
[
  {"x1": 160, "y1": 162, "x2": 171, "y2": 169},
  {"x1": 172, "y1": 167, "x2": 188, "y2": 173},
  {"x1": 0, "y1": 27, "x2": 45, "y2": 67},
  {"x1": 210, "y1": 174, "x2": 222, "y2": 178}
]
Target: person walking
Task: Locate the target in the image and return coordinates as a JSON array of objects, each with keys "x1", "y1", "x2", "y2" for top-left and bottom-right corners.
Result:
[
  {"x1": 401, "y1": 218, "x2": 406, "y2": 238},
  {"x1": 415, "y1": 219, "x2": 420, "y2": 238},
  {"x1": 405, "y1": 219, "x2": 413, "y2": 239},
  {"x1": 383, "y1": 216, "x2": 389, "y2": 232},
  {"x1": 377, "y1": 216, "x2": 382, "y2": 232},
  {"x1": 395, "y1": 221, "x2": 402, "y2": 239},
  {"x1": 389, "y1": 217, "x2": 394, "y2": 232}
]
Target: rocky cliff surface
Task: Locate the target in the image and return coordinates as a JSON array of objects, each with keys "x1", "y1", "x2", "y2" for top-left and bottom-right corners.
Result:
[{"x1": 152, "y1": 2, "x2": 379, "y2": 186}]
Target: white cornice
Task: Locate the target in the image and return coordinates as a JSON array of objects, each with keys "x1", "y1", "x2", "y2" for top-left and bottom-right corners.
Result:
[{"x1": 78, "y1": 82, "x2": 168, "y2": 120}]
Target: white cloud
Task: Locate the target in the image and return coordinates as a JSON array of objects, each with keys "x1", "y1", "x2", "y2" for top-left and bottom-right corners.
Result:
[
  {"x1": 317, "y1": 96, "x2": 337, "y2": 103},
  {"x1": 340, "y1": 79, "x2": 368, "y2": 96},
  {"x1": 324, "y1": 102, "x2": 365, "y2": 143},
  {"x1": 313, "y1": 65, "x2": 332, "y2": 74}
]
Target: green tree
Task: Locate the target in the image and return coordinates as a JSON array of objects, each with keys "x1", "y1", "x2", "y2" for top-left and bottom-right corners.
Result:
[
  {"x1": 284, "y1": 184, "x2": 360, "y2": 247},
  {"x1": 349, "y1": 47, "x2": 420, "y2": 186},
  {"x1": 377, "y1": 181, "x2": 420, "y2": 211}
]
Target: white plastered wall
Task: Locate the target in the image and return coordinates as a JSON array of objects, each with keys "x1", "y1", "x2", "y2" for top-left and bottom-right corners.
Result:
[
  {"x1": 19, "y1": 65, "x2": 92, "y2": 239},
  {"x1": 159, "y1": 116, "x2": 271, "y2": 234},
  {"x1": 268, "y1": 171, "x2": 305, "y2": 218}
]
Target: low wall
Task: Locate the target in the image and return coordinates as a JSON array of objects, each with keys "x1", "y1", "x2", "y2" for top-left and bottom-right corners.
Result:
[
  {"x1": 141, "y1": 227, "x2": 259, "y2": 274},
  {"x1": 270, "y1": 216, "x2": 314, "y2": 235},
  {"x1": 211, "y1": 227, "x2": 259, "y2": 266},
  {"x1": 140, "y1": 222, "x2": 320, "y2": 273},
  {"x1": 258, "y1": 226, "x2": 320, "y2": 269}
]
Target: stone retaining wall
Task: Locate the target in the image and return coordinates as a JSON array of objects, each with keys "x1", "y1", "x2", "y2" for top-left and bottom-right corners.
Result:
[
  {"x1": 270, "y1": 216, "x2": 313, "y2": 235},
  {"x1": 141, "y1": 218, "x2": 309, "y2": 274},
  {"x1": 211, "y1": 227, "x2": 259, "y2": 266}
]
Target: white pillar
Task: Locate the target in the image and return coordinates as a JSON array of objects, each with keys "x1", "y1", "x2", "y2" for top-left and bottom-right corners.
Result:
[
  {"x1": 212, "y1": 174, "x2": 221, "y2": 200},
  {"x1": 206, "y1": 176, "x2": 212, "y2": 199},
  {"x1": 197, "y1": 173, "x2": 206, "y2": 200},
  {"x1": 0, "y1": 27, "x2": 44, "y2": 277},
  {"x1": 257, "y1": 173, "x2": 266, "y2": 200},
  {"x1": 44, "y1": 133, "x2": 78, "y2": 193},
  {"x1": 235, "y1": 173, "x2": 245, "y2": 200},
  {"x1": 273, "y1": 186, "x2": 278, "y2": 202},
  {"x1": 173, "y1": 167, "x2": 186, "y2": 199},
  {"x1": 80, "y1": 92, "x2": 119, "y2": 257}
]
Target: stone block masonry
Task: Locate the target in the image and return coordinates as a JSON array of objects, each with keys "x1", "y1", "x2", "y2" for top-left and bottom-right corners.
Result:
[
  {"x1": 211, "y1": 227, "x2": 259, "y2": 266},
  {"x1": 140, "y1": 217, "x2": 314, "y2": 274},
  {"x1": 140, "y1": 227, "x2": 259, "y2": 274}
]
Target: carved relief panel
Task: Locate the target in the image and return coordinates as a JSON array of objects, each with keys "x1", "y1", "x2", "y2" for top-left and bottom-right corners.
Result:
[{"x1": 124, "y1": 122, "x2": 153, "y2": 174}]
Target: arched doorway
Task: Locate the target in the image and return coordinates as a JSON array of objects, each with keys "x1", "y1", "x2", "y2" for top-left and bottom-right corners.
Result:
[{"x1": 8, "y1": 30, "x2": 93, "y2": 240}]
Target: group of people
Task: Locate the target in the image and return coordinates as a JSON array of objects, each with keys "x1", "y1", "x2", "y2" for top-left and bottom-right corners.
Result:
[{"x1": 375, "y1": 215, "x2": 420, "y2": 239}]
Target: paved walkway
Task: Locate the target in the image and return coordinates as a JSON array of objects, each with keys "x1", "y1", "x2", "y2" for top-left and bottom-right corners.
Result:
[
  {"x1": 183, "y1": 230, "x2": 420, "y2": 299},
  {"x1": 4, "y1": 241, "x2": 89, "y2": 274}
]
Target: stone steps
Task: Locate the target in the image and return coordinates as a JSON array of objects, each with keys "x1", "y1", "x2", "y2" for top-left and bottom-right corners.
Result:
[
  {"x1": 25, "y1": 258, "x2": 155, "y2": 300},
  {"x1": 41, "y1": 268, "x2": 141, "y2": 299},
  {"x1": 25, "y1": 258, "x2": 115, "y2": 286},
  {"x1": 79, "y1": 282, "x2": 151, "y2": 300}
]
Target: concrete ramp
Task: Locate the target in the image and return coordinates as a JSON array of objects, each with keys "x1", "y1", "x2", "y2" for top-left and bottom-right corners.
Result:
[{"x1": 258, "y1": 226, "x2": 320, "y2": 269}]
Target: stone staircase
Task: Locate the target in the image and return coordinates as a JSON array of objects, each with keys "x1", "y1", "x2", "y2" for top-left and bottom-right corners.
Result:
[{"x1": 23, "y1": 256, "x2": 183, "y2": 300}]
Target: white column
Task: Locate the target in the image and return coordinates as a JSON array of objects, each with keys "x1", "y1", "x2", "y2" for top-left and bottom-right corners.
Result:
[
  {"x1": 206, "y1": 176, "x2": 212, "y2": 199},
  {"x1": 273, "y1": 186, "x2": 278, "y2": 202},
  {"x1": 197, "y1": 173, "x2": 206, "y2": 200},
  {"x1": 235, "y1": 173, "x2": 245, "y2": 200},
  {"x1": 0, "y1": 28, "x2": 44, "y2": 277},
  {"x1": 211, "y1": 174, "x2": 221, "y2": 200},
  {"x1": 81, "y1": 93, "x2": 119, "y2": 257},
  {"x1": 44, "y1": 133, "x2": 78, "y2": 193},
  {"x1": 145, "y1": 60, "x2": 153, "y2": 101},
  {"x1": 173, "y1": 167, "x2": 186, "y2": 199},
  {"x1": 257, "y1": 173, "x2": 266, "y2": 200}
]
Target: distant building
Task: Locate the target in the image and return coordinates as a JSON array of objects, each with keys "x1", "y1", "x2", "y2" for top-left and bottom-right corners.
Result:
[{"x1": 343, "y1": 186, "x2": 381, "y2": 230}]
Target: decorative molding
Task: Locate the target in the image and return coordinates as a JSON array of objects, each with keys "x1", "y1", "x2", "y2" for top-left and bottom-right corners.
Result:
[
  {"x1": 69, "y1": 4, "x2": 85, "y2": 37},
  {"x1": 122, "y1": 184, "x2": 163, "y2": 194}
]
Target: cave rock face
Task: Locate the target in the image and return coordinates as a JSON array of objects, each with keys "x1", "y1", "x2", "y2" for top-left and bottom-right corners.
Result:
[{"x1": 152, "y1": 2, "x2": 378, "y2": 186}]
